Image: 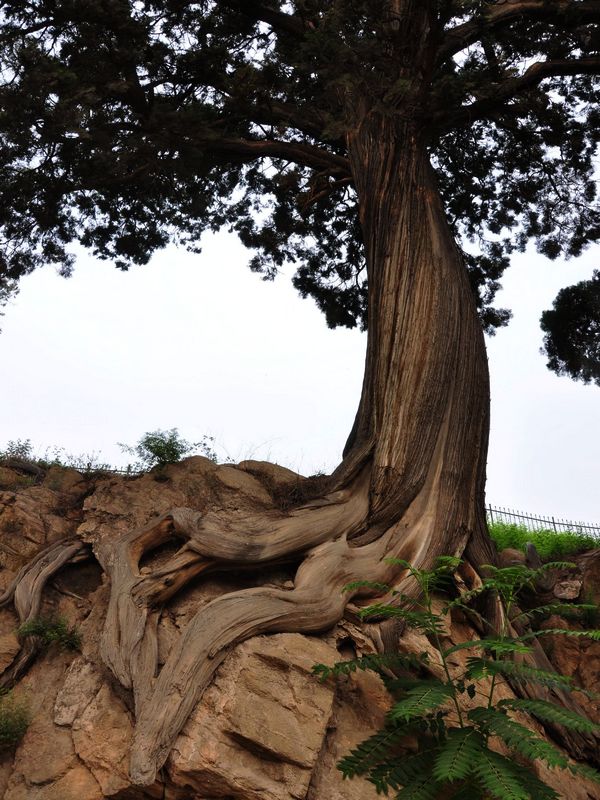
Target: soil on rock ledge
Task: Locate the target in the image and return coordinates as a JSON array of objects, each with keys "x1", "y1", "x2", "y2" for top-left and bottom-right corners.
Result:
[{"x1": 0, "y1": 458, "x2": 598, "y2": 799}]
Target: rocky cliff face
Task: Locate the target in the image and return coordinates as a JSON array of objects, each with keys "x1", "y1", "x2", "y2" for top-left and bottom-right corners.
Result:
[{"x1": 0, "y1": 459, "x2": 598, "y2": 800}]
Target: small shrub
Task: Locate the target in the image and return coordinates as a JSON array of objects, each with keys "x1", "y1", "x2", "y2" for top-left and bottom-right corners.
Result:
[
  {"x1": 489, "y1": 521, "x2": 598, "y2": 560},
  {"x1": 118, "y1": 428, "x2": 217, "y2": 470},
  {"x1": 314, "y1": 557, "x2": 600, "y2": 800},
  {"x1": 0, "y1": 439, "x2": 34, "y2": 462},
  {"x1": 0, "y1": 693, "x2": 28, "y2": 751},
  {"x1": 17, "y1": 617, "x2": 81, "y2": 651}
]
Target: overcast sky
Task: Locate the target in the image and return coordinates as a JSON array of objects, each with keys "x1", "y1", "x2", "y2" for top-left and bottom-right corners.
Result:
[{"x1": 0, "y1": 232, "x2": 598, "y2": 524}]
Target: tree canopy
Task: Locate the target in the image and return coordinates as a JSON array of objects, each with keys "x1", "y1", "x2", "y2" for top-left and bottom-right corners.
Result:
[{"x1": 0, "y1": 0, "x2": 598, "y2": 370}]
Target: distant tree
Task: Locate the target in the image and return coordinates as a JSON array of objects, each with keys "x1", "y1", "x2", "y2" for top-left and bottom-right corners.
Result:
[
  {"x1": 541, "y1": 270, "x2": 600, "y2": 385},
  {"x1": 0, "y1": 1, "x2": 599, "y2": 787}
]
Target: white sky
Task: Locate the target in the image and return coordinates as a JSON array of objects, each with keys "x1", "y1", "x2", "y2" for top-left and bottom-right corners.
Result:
[{"x1": 0, "y1": 232, "x2": 598, "y2": 524}]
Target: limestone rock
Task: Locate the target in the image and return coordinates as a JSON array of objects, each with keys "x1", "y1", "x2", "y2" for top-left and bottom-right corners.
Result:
[
  {"x1": 72, "y1": 684, "x2": 135, "y2": 796},
  {"x1": 0, "y1": 463, "x2": 599, "y2": 800},
  {"x1": 169, "y1": 634, "x2": 338, "y2": 800},
  {"x1": 0, "y1": 632, "x2": 20, "y2": 674},
  {"x1": 54, "y1": 656, "x2": 103, "y2": 726},
  {"x1": 554, "y1": 578, "x2": 582, "y2": 600}
]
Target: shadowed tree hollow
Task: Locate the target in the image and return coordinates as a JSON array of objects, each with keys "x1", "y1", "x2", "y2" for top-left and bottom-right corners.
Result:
[{"x1": 0, "y1": 0, "x2": 599, "y2": 787}]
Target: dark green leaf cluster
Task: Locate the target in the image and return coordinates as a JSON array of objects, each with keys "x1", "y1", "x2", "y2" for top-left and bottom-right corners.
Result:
[
  {"x1": 314, "y1": 558, "x2": 600, "y2": 799},
  {"x1": 0, "y1": 2, "x2": 598, "y2": 348}
]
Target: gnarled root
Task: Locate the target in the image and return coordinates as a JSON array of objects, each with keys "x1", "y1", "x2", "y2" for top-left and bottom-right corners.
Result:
[
  {"x1": 96, "y1": 459, "x2": 467, "y2": 786},
  {"x1": 0, "y1": 538, "x2": 90, "y2": 687},
  {"x1": 128, "y1": 511, "x2": 435, "y2": 785}
]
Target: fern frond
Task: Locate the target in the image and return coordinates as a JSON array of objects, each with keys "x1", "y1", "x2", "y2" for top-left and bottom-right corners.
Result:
[
  {"x1": 388, "y1": 682, "x2": 454, "y2": 722},
  {"x1": 448, "y1": 783, "x2": 485, "y2": 800},
  {"x1": 395, "y1": 773, "x2": 441, "y2": 800},
  {"x1": 498, "y1": 698, "x2": 600, "y2": 734},
  {"x1": 445, "y1": 585, "x2": 488, "y2": 609},
  {"x1": 443, "y1": 638, "x2": 533, "y2": 658},
  {"x1": 507, "y1": 761, "x2": 562, "y2": 800},
  {"x1": 468, "y1": 707, "x2": 568, "y2": 769},
  {"x1": 511, "y1": 603, "x2": 597, "y2": 624},
  {"x1": 384, "y1": 677, "x2": 433, "y2": 693},
  {"x1": 313, "y1": 652, "x2": 427, "y2": 681},
  {"x1": 337, "y1": 722, "x2": 416, "y2": 777},
  {"x1": 369, "y1": 750, "x2": 437, "y2": 794},
  {"x1": 343, "y1": 580, "x2": 391, "y2": 594},
  {"x1": 568, "y1": 762, "x2": 600, "y2": 783},
  {"x1": 359, "y1": 605, "x2": 445, "y2": 633},
  {"x1": 473, "y1": 749, "x2": 559, "y2": 800},
  {"x1": 465, "y1": 657, "x2": 573, "y2": 690},
  {"x1": 433, "y1": 726, "x2": 484, "y2": 782}
]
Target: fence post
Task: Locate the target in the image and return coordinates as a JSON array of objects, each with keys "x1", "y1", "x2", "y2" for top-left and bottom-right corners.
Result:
[
  {"x1": 551, "y1": 516, "x2": 557, "y2": 533},
  {"x1": 488, "y1": 505, "x2": 494, "y2": 523}
]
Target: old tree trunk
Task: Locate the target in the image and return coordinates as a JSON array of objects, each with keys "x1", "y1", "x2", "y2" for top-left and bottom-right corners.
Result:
[
  {"x1": 117, "y1": 114, "x2": 499, "y2": 784},
  {"x1": 1, "y1": 114, "x2": 499, "y2": 786},
  {"x1": 1, "y1": 8, "x2": 593, "y2": 788}
]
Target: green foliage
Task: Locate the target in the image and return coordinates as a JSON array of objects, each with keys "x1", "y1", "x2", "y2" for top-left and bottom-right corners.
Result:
[
  {"x1": 18, "y1": 616, "x2": 81, "y2": 651},
  {"x1": 0, "y1": 692, "x2": 28, "y2": 751},
  {"x1": 488, "y1": 521, "x2": 598, "y2": 560},
  {"x1": 0, "y1": 4, "x2": 598, "y2": 349},
  {"x1": 314, "y1": 558, "x2": 600, "y2": 799},
  {"x1": 541, "y1": 270, "x2": 600, "y2": 386},
  {"x1": 118, "y1": 428, "x2": 217, "y2": 470}
]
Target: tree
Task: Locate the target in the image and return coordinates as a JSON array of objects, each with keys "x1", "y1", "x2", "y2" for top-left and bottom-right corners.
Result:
[
  {"x1": 0, "y1": 0, "x2": 599, "y2": 787},
  {"x1": 541, "y1": 269, "x2": 600, "y2": 385}
]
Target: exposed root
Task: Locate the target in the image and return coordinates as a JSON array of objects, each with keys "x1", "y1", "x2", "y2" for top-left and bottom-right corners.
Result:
[
  {"x1": 128, "y1": 516, "x2": 425, "y2": 785},
  {"x1": 0, "y1": 538, "x2": 90, "y2": 687}
]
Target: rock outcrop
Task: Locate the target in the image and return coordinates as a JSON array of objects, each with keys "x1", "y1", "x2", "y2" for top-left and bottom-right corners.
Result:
[{"x1": 0, "y1": 460, "x2": 599, "y2": 799}]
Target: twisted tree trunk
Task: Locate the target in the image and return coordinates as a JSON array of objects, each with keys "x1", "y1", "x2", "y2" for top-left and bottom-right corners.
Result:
[
  {"x1": 100, "y1": 114, "x2": 495, "y2": 784},
  {"x1": 0, "y1": 94, "x2": 499, "y2": 789}
]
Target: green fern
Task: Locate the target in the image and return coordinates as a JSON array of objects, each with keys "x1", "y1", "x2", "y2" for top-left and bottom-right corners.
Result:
[
  {"x1": 511, "y1": 602, "x2": 598, "y2": 625},
  {"x1": 468, "y1": 707, "x2": 569, "y2": 768},
  {"x1": 474, "y1": 749, "x2": 559, "y2": 800},
  {"x1": 518, "y1": 627, "x2": 600, "y2": 642},
  {"x1": 313, "y1": 651, "x2": 427, "y2": 680},
  {"x1": 315, "y1": 557, "x2": 600, "y2": 800},
  {"x1": 442, "y1": 638, "x2": 533, "y2": 658},
  {"x1": 338, "y1": 721, "x2": 417, "y2": 777},
  {"x1": 368, "y1": 750, "x2": 437, "y2": 792},
  {"x1": 433, "y1": 727, "x2": 484, "y2": 781},
  {"x1": 388, "y1": 682, "x2": 454, "y2": 722},
  {"x1": 498, "y1": 698, "x2": 600, "y2": 734},
  {"x1": 465, "y1": 656, "x2": 575, "y2": 689}
]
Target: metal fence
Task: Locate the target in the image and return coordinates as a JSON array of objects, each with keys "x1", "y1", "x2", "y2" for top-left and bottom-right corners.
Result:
[{"x1": 487, "y1": 505, "x2": 600, "y2": 537}]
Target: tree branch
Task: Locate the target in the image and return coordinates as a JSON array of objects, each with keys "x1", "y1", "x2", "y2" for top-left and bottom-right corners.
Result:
[
  {"x1": 200, "y1": 135, "x2": 351, "y2": 176},
  {"x1": 438, "y1": 1, "x2": 600, "y2": 63},
  {"x1": 218, "y1": 0, "x2": 307, "y2": 38},
  {"x1": 435, "y1": 56, "x2": 600, "y2": 127}
]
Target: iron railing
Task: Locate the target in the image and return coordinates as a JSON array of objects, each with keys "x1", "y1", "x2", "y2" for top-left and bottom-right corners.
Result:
[{"x1": 487, "y1": 505, "x2": 600, "y2": 537}]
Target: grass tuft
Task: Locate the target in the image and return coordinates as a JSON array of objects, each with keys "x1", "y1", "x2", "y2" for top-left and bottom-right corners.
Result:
[{"x1": 0, "y1": 693, "x2": 28, "y2": 751}]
